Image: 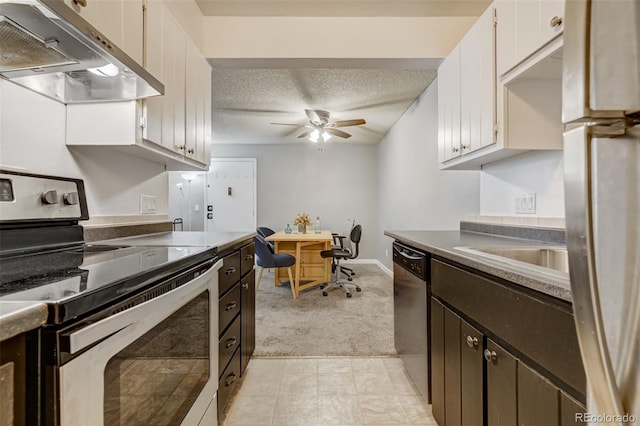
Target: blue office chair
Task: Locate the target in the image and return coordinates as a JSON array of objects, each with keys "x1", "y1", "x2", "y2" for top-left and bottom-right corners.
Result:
[
  {"x1": 320, "y1": 225, "x2": 362, "y2": 298},
  {"x1": 254, "y1": 235, "x2": 297, "y2": 298}
]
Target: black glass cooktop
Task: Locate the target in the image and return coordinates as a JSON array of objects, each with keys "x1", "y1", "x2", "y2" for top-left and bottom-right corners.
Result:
[{"x1": 0, "y1": 243, "x2": 216, "y2": 324}]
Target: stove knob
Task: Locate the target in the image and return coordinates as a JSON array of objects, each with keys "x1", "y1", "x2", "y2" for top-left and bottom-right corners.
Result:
[
  {"x1": 41, "y1": 190, "x2": 58, "y2": 205},
  {"x1": 64, "y1": 192, "x2": 79, "y2": 205}
]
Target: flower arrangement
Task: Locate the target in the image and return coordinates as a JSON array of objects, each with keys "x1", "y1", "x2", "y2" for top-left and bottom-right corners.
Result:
[{"x1": 293, "y1": 212, "x2": 313, "y2": 226}]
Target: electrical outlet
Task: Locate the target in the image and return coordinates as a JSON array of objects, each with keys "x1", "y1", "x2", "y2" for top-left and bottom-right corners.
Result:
[
  {"x1": 515, "y1": 193, "x2": 536, "y2": 214},
  {"x1": 140, "y1": 195, "x2": 157, "y2": 214}
]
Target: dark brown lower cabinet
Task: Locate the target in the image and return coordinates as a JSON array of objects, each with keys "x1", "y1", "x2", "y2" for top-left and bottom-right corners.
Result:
[
  {"x1": 240, "y1": 269, "x2": 256, "y2": 373},
  {"x1": 486, "y1": 339, "x2": 517, "y2": 426},
  {"x1": 431, "y1": 298, "x2": 484, "y2": 426},
  {"x1": 430, "y1": 259, "x2": 587, "y2": 426},
  {"x1": 431, "y1": 299, "x2": 445, "y2": 425},
  {"x1": 460, "y1": 321, "x2": 483, "y2": 426}
]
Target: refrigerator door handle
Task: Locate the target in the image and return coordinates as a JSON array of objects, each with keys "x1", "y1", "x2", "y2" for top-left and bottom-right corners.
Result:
[{"x1": 564, "y1": 125, "x2": 625, "y2": 418}]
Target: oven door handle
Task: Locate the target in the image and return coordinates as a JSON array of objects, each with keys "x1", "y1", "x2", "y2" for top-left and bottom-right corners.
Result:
[{"x1": 63, "y1": 259, "x2": 222, "y2": 355}]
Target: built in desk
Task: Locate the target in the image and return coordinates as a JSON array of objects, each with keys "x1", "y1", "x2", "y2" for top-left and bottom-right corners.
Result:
[{"x1": 266, "y1": 230, "x2": 333, "y2": 299}]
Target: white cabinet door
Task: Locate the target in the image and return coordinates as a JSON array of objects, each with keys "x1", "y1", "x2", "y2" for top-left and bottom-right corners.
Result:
[
  {"x1": 63, "y1": 0, "x2": 143, "y2": 64},
  {"x1": 460, "y1": 6, "x2": 496, "y2": 155},
  {"x1": 496, "y1": 0, "x2": 565, "y2": 76},
  {"x1": 185, "y1": 39, "x2": 199, "y2": 161},
  {"x1": 538, "y1": 0, "x2": 564, "y2": 47},
  {"x1": 437, "y1": 46, "x2": 461, "y2": 163}
]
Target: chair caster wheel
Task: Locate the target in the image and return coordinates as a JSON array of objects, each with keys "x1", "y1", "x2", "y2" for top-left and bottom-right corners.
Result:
[
  {"x1": 322, "y1": 292, "x2": 328, "y2": 296},
  {"x1": 356, "y1": 287, "x2": 362, "y2": 292},
  {"x1": 346, "y1": 293, "x2": 352, "y2": 298},
  {"x1": 348, "y1": 277, "x2": 353, "y2": 281}
]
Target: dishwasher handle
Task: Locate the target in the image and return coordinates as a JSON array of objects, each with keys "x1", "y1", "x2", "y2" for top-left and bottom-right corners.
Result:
[{"x1": 392, "y1": 242, "x2": 428, "y2": 281}]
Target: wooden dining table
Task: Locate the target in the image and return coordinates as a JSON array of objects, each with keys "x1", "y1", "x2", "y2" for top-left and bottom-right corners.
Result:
[{"x1": 265, "y1": 230, "x2": 333, "y2": 299}]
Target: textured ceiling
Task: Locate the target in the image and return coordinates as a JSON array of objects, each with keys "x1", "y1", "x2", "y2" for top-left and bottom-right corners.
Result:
[
  {"x1": 210, "y1": 67, "x2": 437, "y2": 145},
  {"x1": 195, "y1": 0, "x2": 490, "y2": 17}
]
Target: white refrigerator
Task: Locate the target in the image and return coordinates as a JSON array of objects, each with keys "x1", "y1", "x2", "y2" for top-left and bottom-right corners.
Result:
[{"x1": 563, "y1": 0, "x2": 639, "y2": 423}]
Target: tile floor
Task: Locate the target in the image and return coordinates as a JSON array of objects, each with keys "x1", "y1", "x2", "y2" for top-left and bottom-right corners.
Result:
[{"x1": 220, "y1": 357, "x2": 437, "y2": 426}]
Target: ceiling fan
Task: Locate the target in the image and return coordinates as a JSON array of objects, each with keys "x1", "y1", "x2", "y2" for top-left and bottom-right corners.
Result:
[{"x1": 270, "y1": 109, "x2": 366, "y2": 142}]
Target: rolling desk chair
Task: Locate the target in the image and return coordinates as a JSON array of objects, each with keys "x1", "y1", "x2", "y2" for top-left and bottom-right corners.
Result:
[
  {"x1": 254, "y1": 235, "x2": 296, "y2": 298},
  {"x1": 320, "y1": 224, "x2": 362, "y2": 298},
  {"x1": 331, "y1": 231, "x2": 356, "y2": 281}
]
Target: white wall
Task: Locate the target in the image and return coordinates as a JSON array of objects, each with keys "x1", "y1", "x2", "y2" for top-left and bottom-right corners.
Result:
[
  {"x1": 377, "y1": 80, "x2": 481, "y2": 269},
  {"x1": 479, "y1": 150, "x2": 565, "y2": 217},
  {"x1": 210, "y1": 143, "x2": 378, "y2": 259},
  {"x1": 0, "y1": 82, "x2": 168, "y2": 218}
]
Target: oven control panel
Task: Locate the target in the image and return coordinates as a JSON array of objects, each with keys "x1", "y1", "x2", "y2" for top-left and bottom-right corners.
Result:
[{"x1": 0, "y1": 170, "x2": 89, "y2": 222}]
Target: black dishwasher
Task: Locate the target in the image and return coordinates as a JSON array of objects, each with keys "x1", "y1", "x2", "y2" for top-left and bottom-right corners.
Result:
[{"x1": 393, "y1": 241, "x2": 430, "y2": 402}]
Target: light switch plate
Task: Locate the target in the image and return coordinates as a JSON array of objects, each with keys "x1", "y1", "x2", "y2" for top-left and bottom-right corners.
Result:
[
  {"x1": 140, "y1": 194, "x2": 157, "y2": 214},
  {"x1": 515, "y1": 193, "x2": 536, "y2": 214}
]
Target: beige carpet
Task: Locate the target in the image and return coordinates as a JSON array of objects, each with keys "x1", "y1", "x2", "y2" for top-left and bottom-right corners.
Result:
[{"x1": 254, "y1": 263, "x2": 396, "y2": 357}]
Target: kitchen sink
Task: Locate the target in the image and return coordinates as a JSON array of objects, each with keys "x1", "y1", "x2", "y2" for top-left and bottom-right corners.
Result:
[{"x1": 455, "y1": 246, "x2": 569, "y2": 274}]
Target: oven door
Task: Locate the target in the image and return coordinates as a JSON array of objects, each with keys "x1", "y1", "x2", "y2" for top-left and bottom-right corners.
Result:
[{"x1": 57, "y1": 259, "x2": 222, "y2": 426}]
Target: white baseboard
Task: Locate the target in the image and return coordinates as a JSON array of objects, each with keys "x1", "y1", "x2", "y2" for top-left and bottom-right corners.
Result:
[{"x1": 342, "y1": 258, "x2": 393, "y2": 278}]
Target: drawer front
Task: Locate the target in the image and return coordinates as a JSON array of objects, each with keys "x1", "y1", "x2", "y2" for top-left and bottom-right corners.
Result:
[
  {"x1": 218, "y1": 348, "x2": 241, "y2": 414},
  {"x1": 432, "y1": 259, "x2": 585, "y2": 397},
  {"x1": 218, "y1": 283, "x2": 241, "y2": 335},
  {"x1": 219, "y1": 252, "x2": 241, "y2": 295},
  {"x1": 240, "y1": 243, "x2": 255, "y2": 277},
  {"x1": 218, "y1": 315, "x2": 241, "y2": 376}
]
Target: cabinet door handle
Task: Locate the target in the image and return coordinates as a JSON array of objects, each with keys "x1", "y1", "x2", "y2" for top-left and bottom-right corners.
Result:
[
  {"x1": 452, "y1": 146, "x2": 460, "y2": 153},
  {"x1": 484, "y1": 349, "x2": 497, "y2": 362},
  {"x1": 224, "y1": 301, "x2": 237, "y2": 311},
  {"x1": 242, "y1": 283, "x2": 249, "y2": 290},
  {"x1": 244, "y1": 254, "x2": 254, "y2": 261},
  {"x1": 224, "y1": 267, "x2": 236, "y2": 275},
  {"x1": 225, "y1": 337, "x2": 237, "y2": 348},
  {"x1": 466, "y1": 335, "x2": 479, "y2": 349},
  {"x1": 73, "y1": 0, "x2": 87, "y2": 7},
  {"x1": 225, "y1": 372, "x2": 237, "y2": 387},
  {"x1": 187, "y1": 148, "x2": 194, "y2": 154},
  {"x1": 461, "y1": 144, "x2": 469, "y2": 151},
  {"x1": 550, "y1": 16, "x2": 563, "y2": 28}
]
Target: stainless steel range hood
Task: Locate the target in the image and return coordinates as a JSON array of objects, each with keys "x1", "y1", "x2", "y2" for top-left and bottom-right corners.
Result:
[{"x1": 0, "y1": 0, "x2": 163, "y2": 103}]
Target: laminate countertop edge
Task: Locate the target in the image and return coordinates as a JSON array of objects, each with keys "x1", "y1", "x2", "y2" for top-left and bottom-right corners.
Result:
[
  {"x1": 0, "y1": 301, "x2": 48, "y2": 341},
  {"x1": 385, "y1": 230, "x2": 572, "y2": 303}
]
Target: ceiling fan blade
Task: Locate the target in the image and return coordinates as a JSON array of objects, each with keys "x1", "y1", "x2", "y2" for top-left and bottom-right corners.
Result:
[
  {"x1": 332, "y1": 119, "x2": 366, "y2": 127},
  {"x1": 297, "y1": 130, "x2": 314, "y2": 139},
  {"x1": 305, "y1": 109, "x2": 330, "y2": 125},
  {"x1": 324, "y1": 128, "x2": 352, "y2": 139},
  {"x1": 270, "y1": 122, "x2": 305, "y2": 127}
]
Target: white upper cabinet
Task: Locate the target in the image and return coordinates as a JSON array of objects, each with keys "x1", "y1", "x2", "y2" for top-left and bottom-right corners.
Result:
[
  {"x1": 66, "y1": 0, "x2": 211, "y2": 171},
  {"x1": 438, "y1": 5, "x2": 496, "y2": 168},
  {"x1": 438, "y1": 1, "x2": 563, "y2": 170},
  {"x1": 495, "y1": 0, "x2": 565, "y2": 76},
  {"x1": 63, "y1": 0, "x2": 144, "y2": 64},
  {"x1": 142, "y1": 0, "x2": 211, "y2": 168}
]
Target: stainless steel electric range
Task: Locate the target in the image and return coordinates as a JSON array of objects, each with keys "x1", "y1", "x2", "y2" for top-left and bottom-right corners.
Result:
[{"x1": 0, "y1": 169, "x2": 221, "y2": 426}]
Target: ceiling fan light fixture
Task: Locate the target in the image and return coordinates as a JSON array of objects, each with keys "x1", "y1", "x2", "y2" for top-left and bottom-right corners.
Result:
[
  {"x1": 322, "y1": 131, "x2": 331, "y2": 142},
  {"x1": 309, "y1": 129, "x2": 320, "y2": 143}
]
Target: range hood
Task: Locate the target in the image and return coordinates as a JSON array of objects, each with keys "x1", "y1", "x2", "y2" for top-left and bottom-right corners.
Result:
[{"x1": 0, "y1": 0, "x2": 163, "y2": 103}]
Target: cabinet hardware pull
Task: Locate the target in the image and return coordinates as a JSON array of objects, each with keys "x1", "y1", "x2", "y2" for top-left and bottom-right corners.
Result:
[
  {"x1": 242, "y1": 283, "x2": 249, "y2": 289},
  {"x1": 225, "y1": 337, "x2": 237, "y2": 348},
  {"x1": 225, "y1": 372, "x2": 237, "y2": 387},
  {"x1": 452, "y1": 147, "x2": 460, "y2": 153},
  {"x1": 244, "y1": 255, "x2": 253, "y2": 260},
  {"x1": 73, "y1": 0, "x2": 87, "y2": 7},
  {"x1": 461, "y1": 144, "x2": 469, "y2": 150},
  {"x1": 177, "y1": 145, "x2": 185, "y2": 151},
  {"x1": 225, "y1": 267, "x2": 236, "y2": 275},
  {"x1": 187, "y1": 148, "x2": 194, "y2": 154},
  {"x1": 550, "y1": 16, "x2": 563, "y2": 28},
  {"x1": 484, "y1": 349, "x2": 497, "y2": 362},
  {"x1": 224, "y1": 302, "x2": 237, "y2": 311},
  {"x1": 466, "y1": 335, "x2": 479, "y2": 348}
]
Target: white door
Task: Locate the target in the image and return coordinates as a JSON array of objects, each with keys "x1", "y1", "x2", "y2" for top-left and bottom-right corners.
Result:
[{"x1": 206, "y1": 159, "x2": 256, "y2": 232}]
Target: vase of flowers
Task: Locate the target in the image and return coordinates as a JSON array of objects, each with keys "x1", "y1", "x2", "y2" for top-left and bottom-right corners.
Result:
[{"x1": 293, "y1": 212, "x2": 312, "y2": 234}]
